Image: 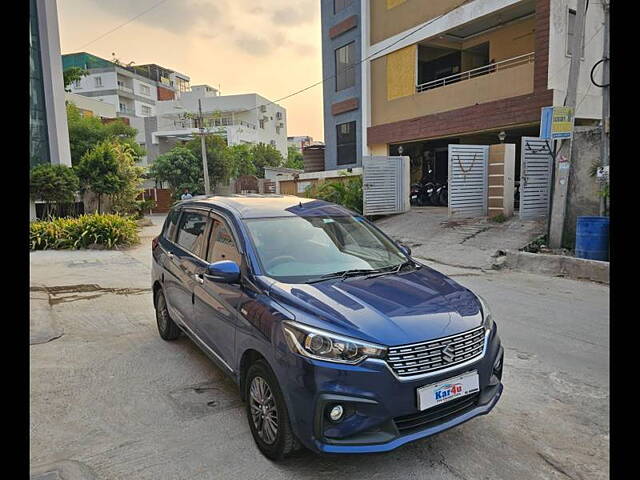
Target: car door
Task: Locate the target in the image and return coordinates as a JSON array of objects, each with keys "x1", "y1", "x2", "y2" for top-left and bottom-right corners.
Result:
[
  {"x1": 165, "y1": 209, "x2": 211, "y2": 331},
  {"x1": 193, "y1": 212, "x2": 245, "y2": 371}
]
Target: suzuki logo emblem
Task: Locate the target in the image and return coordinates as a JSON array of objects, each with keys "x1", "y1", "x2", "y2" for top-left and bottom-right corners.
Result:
[{"x1": 442, "y1": 344, "x2": 456, "y2": 363}]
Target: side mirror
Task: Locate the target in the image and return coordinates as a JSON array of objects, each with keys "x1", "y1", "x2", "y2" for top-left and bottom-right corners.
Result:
[
  {"x1": 399, "y1": 245, "x2": 412, "y2": 257},
  {"x1": 205, "y1": 260, "x2": 241, "y2": 284}
]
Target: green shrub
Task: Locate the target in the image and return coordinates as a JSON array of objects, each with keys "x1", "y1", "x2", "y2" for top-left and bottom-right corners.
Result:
[
  {"x1": 30, "y1": 213, "x2": 139, "y2": 250},
  {"x1": 489, "y1": 213, "x2": 508, "y2": 223},
  {"x1": 306, "y1": 175, "x2": 363, "y2": 214}
]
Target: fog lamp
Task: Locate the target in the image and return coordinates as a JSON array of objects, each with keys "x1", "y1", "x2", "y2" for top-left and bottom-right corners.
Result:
[{"x1": 329, "y1": 405, "x2": 344, "y2": 422}]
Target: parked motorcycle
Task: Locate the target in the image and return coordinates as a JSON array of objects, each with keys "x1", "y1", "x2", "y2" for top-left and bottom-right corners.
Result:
[
  {"x1": 438, "y1": 183, "x2": 448, "y2": 206},
  {"x1": 410, "y1": 181, "x2": 435, "y2": 206}
]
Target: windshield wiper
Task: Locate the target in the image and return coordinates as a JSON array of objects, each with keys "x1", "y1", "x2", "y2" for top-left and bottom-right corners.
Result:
[
  {"x1": 364, "y1": 260, "x2": 417, "y2": 279},
  {"x1": 306, "y1": 268, "x2": 379, "y2": 284}
]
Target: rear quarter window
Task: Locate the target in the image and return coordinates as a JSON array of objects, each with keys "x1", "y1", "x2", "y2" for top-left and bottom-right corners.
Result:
[{"x1": 163, "y1": 208, "x2": 181, "y2": 242}]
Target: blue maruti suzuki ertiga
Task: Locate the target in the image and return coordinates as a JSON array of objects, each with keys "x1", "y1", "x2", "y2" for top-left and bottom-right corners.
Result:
[{"x1": 151, "y1": 195, "x2": 504, "y2": 460}]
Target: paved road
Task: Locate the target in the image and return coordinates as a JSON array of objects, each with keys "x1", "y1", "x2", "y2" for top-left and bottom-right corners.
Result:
[{"x1": 30, "y1": 217, "x2": 609, "y2": 480}]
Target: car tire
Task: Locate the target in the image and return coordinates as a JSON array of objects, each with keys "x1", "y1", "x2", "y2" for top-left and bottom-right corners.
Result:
[
  {"x1": 154, "y1": 289, "x2": 181, "y2": 341},
  {"x1": 245, "y1": 360, "x2": 299, "y2": 460}
]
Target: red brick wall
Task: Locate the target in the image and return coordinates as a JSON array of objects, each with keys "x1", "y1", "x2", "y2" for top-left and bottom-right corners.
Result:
[
  {"x1": 329, "y1": 15, "x2": 358, "y2": 39},
  {"x1": 331, "y1": 97, "x2": 359, "y2": 115},
  {"x1": 367, "y1": 0, "x2": 552, "y2": 145},
  {"x1": 157, "y1": 86, "x2": 175, "y2": 101}
]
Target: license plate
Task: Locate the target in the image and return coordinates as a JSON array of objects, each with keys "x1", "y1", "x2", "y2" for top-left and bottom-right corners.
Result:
[{"x1": 417, "y1": 371, "x2": 479, "y2": 411}]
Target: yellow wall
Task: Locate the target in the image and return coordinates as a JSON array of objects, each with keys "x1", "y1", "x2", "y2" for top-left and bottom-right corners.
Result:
[
  {"x1": 371, "y1": 0, "x2": 462, "y2": 45},
  {"x1": 370, "y1": 144, "x2": 388, "y2": 155},
  {"x1": 463, "y1": 17, "x2": 535, "y2": 63},
  {"x1": 387, "y1": 45, "x2": 416, "y2": 100},
  {"x1": 370, "y1": 18, "x2": 536, "y2": 128},
  {"x1": 372, "y1": 61, "x2": 534, "y2": 127},
  {"x1": 386, "y1": 0, "x2": 406, "y2": 8}
]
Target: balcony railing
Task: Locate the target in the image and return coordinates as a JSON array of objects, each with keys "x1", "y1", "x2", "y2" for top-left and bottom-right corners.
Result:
[{"x1": 416, "y1": 52, "x2": 534, "y2": 93}]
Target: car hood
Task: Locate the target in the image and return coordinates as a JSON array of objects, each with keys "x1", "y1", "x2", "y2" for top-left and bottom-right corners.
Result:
[{"x1": 267, "y1": 266, "x2": 483, "y2": 346}]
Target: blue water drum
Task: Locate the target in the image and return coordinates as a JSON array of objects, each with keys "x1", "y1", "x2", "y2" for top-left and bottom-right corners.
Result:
[{"x1": 575, "y1": 216, "x2": 609, "y2": 261}]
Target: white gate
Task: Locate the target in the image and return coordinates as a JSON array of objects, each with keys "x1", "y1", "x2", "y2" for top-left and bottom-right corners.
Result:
[
  {"x1": 362, "y1": 156, "x2": 410, "y2": 216},
  {"x1": 519, "y1": 137, "x2": 553, "y2": 219},
  {"x1": 448, "y1": 145, "x2": 489, "y2": 218}
]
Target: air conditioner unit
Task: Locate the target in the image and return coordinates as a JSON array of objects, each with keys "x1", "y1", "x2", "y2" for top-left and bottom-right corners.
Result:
[{"x1": 277, "y1": 122, "x2": 284, "y2": 128}]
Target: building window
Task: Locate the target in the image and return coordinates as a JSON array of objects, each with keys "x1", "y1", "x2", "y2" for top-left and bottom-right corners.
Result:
[
  {"x1": 119, "y1": 103, "x2": 128, "y2": 112},
  {"x1": 567, "y1": 9, "x2": 585, "y2": 57},
  {"x1": 73, "y1": 79, "x2": 82, "y2": 89},
  {"x1": 94, "y1": 76, "x2": 102, "y2": 87},
  {"x1": 141, "y1": 105, "x2": 152, "y2": 116},
  {"x1": 336, "y1": 121, "x2": 356, "y2": 165},
  {"x1": 335, "y1": 42, "x2": 356, "y2": 91},
  {"x1": 334, "y1": 0, "x2": 353, "y2": 14},
  {"x1": 259, "y1": 119, "x2": 265, "y2": 129},
  {"x1": 140, "y1": 84, "x2": 151, "y2": 96},
  {"x1": 29, "y1": 0, "x2": 50, "y2": 168}
]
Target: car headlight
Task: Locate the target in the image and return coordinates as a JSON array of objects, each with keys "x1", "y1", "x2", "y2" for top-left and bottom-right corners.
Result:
[
  {"x1": 477, "y1": 295, "x2": 494, "y2": 331},
  {"x1": 282, "y1": 321, "x2": 386, "y2": 364}
]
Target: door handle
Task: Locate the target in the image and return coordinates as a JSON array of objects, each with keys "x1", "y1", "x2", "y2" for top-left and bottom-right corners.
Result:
[{"x1": 194, "y1": 273, "x2": 204, "y2": 284}]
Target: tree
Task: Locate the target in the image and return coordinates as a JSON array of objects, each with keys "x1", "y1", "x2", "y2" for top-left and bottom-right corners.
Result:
[
  {"x1": 184, "y1": 134, "x2": 232, "y2": 187},
  {"x1": 249, "y1": 143, "x2": 283, "y2": 178},
  {"x1": 63, "y1": 67, "x2": 88, "y2": 92},
  {"x1": 75, "y1": 141, "x2": 124, "y2": 213},
  {"x1": 109, "y1": 142, "x2": 145, "y2": 216},
  {"x1": 228, "y1": 144, "x2": 257, "y2": 178},
  {"x1": 30, "y1": 164, "x2": 80, "y2": 218},
  {"x1": 66, "y1": 102, "x2": 143, "y2": 166},
  {"x1": 284, "y1": 146, "x2": 304, "y2": 170},
  {"x1": 149, "y1": 147, "x2": 202, "y2": 196}
]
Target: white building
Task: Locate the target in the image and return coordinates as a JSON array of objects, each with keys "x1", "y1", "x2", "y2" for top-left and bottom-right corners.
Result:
[
  {"x1": 149, "y1": 85, "x2": 288, "y2": 161},
  {"x1": 287, "y1": 136, "x2": 316, "y2": 152},
  {"x1": 64, "y1": 92, "x2": 117, "y2": 119},
  {"x1": 62, "y1": 53, "x2": 190, "y2": 120}
]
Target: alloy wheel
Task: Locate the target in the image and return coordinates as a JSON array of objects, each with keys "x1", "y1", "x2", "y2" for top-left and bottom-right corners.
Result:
[
  {"x1": 156, "y1": 295, "x2": 168, "y2": 332},
  {"x1": 249, "y1": 376, "x2": 279, "y2": 445}
]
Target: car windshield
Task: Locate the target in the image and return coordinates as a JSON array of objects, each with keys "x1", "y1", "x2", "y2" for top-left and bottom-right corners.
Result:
[{"x1": 244, "y1": 214, "x2": 407, "y2": 283}]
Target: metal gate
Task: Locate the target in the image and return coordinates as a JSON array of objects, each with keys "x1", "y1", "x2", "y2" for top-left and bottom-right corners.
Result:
[
  {"x1": 519, "y1": 137, "x2": 553, "y2": 219},
  {"x1": 362, "y1": 156, "x2": 410, "y2": 216},
  {"x1": 448, "y1": 145, "x2": 489, "y2": 217}
]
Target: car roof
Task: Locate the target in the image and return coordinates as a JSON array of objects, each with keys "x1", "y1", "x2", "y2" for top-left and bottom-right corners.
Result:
[{"x1": 177, "y1": 194, "x2": 352, "y2": 219}]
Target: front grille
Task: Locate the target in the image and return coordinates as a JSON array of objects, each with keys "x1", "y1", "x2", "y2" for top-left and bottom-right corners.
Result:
[
  {"x1": 394, "y1": 393, "x2": 480, "y2": 434},
  {"x1": 386, "y1": 326, "x2": 486, "y2": 377}
]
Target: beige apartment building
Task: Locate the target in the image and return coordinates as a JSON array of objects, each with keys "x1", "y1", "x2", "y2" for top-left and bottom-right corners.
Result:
[{"x1": 354, "y1": 0, "x2": 605, "y2": 184}]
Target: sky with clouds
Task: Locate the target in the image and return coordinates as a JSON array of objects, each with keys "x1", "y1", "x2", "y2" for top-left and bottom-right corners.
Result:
[{"x1": 57, "y1": 0, "x2": 325, "y2": 141}]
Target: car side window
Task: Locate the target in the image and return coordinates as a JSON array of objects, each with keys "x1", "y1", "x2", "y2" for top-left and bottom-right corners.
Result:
[
  {"x1": 175, "y1": 211, "x2": 209, "y2": 256},
  {"x1": 164, "y1": 208, "x2": 181, "y2": 242},
  {"x1": 207, "y1": 218, "x2": 242, "y2": 265}
]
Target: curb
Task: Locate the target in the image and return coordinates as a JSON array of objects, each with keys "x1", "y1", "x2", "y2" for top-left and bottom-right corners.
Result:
[{"x1": 499, "y1": 250, "x2": 609, "y2": 284}]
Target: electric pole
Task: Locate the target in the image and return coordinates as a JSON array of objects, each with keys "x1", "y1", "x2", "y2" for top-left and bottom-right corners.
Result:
[
  {"x1": 549, "y1": 0, "x2": 588, "y2": 248},
  {"x1": 198, "y1": 99, "x2": 211, "y2": 195},
  {"x1": 599, "y1": 0, "x2": 610, "y2": 216}
]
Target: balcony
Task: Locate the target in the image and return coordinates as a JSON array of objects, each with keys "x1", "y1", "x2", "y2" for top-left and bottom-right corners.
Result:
[
  {"x1": 416, "y1": 53, "x2": 534, "y2": 93},
  {"x1": 372, "y1": 51, "x2": 536, "y2": 127}
]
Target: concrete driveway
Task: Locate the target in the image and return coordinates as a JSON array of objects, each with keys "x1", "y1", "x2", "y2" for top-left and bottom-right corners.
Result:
[
  {"x1": 375, "y1": 207, "x2": 546, "y2": 270},
  {"x1": 30, "y1": 215, "x2": 608, "y2": 480}
]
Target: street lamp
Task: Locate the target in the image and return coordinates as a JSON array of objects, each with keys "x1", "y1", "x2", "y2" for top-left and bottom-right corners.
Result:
[{"x1": 498, "y1": 131, "x2": 507, "y2": 143}]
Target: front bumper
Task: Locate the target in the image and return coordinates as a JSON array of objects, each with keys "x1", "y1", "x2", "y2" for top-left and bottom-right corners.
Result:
[{"x1": 275, "y1": 324, "x2": 504, "y2": 454}]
